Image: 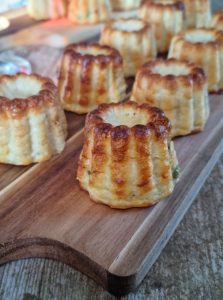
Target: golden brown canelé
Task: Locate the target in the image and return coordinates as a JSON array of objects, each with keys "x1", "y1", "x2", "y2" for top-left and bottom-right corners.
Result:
[
  {"x1": 100, "y1": 18, "x2": 157, "y2": 76},
  {"x1": 211, "y1": 10, "x2": 223, "y2": 30},
  {"x1": 131, "y1": 59, "x2": 209, "y2": 137},
  {"x1": 111, "y1": 0, "x2": 141, "y2": 11},
  {"x1": 139, "y1": 0, "x2": 185, "y2": 54},
  {"x1": 58, "y1": 43, "x2": 126, "y2": 114},
  {"x1": 27, "y1": 0, "x2": 67, "y2": 20},
  {"x1": 182, "y1": 0, "x2": 212, "y2": 28},
  {"x1": 68, "y1": 0, "x2": 111, "y2": 24},
  {"x1": 0, "y1": 73, "x2": 67, "y2": 165},
  {"x1": 168, "y1": 29, "x2": 223, "y2": 93},
  {"x1": 77, "y1": 101, "x2": 179, "y2": 209}
]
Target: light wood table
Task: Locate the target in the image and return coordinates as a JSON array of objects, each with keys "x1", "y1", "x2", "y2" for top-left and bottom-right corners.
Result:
[{"x1": 0, "y1": 1, "x2": 222, "y2": 299}]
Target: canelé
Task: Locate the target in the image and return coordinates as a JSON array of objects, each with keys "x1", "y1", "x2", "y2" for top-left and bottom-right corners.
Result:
[
  {"x1": 77, "y1": 101, "x2": 179, "y2": 209},
  {"x1": 58, "y1": 43, "x2": 126, "y2": 114},
  {"x1": 132, "y1": 59, "x2": 209, "y2": 137},
  {"x1": 0, "y1": 74, "x2": 67, "y2": 165}
]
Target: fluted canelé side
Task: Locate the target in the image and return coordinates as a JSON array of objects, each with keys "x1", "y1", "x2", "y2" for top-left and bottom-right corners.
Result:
[
  {"x1": 131, "y1": 59, "x2": 210, "y2": 137},
  {"x1": 58, "y1": 43, "x2": 126, "y2": 114},
  {"x1": 100, "y1": 18, "x2": 157, "y2": 77},
  {"x1": 182, "y1": 0, "x2": 212, "y2": 28},
  {"x1": 169, "y1": 29, "x2": 223, "y2": 93},
  {"x1": 0, "y1": 73, "x2": 67, "y2": 165},
  {"x1": 68, "y1": 0, "x2": 111, "y2": 24},
  {"x1": 139, "y1": 0, "x2": 185, "y2": 53},
  {"x1": 77, "y1": 101, "x2": 179, "y2": 209},
  {"x1": 27, "y1": 0, "x2": 67, "y2": 20}
]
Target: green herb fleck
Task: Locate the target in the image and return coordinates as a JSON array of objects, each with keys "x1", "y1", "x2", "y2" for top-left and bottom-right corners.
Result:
[{"x1": 172, "y1": 166, "x2": 180, "y2": 180}]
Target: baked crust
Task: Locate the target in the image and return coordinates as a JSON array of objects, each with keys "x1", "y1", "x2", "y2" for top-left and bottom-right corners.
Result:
[
  {"x1": 168, "y1": 29, "x2": 223, "y2": 92},
  {"x1": 0, "y1": 74, "x2": 57, "y2": 118},
  {"x1": 212, "y1": 10, "x2": 223, "y2": 30},
  {"x1": 0, "y1": 73, "x2": 67, "y2": 165},
  {"x1": 131, "y1": 58, "x2": 210, "y2": 137},
  {"x1": 68, "y1": 0, "x2": 111, "y2": 24},
  {"x1": 63, "y1": 43, "x2": 123, "y2": 65},
  {"x1": 182, "y1": 0, "x2": 211, "y2": 28},
  {"x1": 141, "y1": 0, "x2": 184, "y2": 11},
  {"x1": 100, "y1": 18, "x2": 157, "y2": 76},
  {"x1": 139, "y1": 0, "x2": 185, "y2": 53},
  {"x1": 77, "y1": 101, "x2": 179, "y2": 209},
  {"x1": 58, "y1": 43, "x2": 126, "y2": 114},
  {"x1": 27, "y1": 0, "x2": 67, "y2": 20},
  {"x1": 86, "y1": 101, "x2": 171, "y2": 138}
]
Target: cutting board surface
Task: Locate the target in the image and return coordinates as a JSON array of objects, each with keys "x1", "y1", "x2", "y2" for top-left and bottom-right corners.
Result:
[
  {"x1": 0, "y1": 9, "x2": 137, "y2": 51},
  {"x1": 0, "y1": 46, "x2": 222, "y2": 296}
]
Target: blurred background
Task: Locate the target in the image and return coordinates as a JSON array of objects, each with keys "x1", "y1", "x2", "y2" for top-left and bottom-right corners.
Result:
[{"x1": 0, "y1": 0, "x2": 27, "y2": 13}]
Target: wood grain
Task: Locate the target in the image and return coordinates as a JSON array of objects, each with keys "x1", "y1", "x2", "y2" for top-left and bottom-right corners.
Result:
[
  {"x1": 0, "y1": 9, "x2": 137, "y2": 51},
  {"x1": 0, "y1": 1, "x2": 222, "y2": 298},
  {"x1": 0, "y1": 15, "x2": 103, "y2": 50},
  {"x1": 0, "y1": 94, "x2": 222, "y2": 295},
  {"x1": 0, "y1": 44, "x2": 222, "y2": 296},
  {"x1": 1, "y1": 156, "x2": 222, "y2": 300},
  {"x1": 0, "y1": 13, "x2": 40, "y2": 38}
]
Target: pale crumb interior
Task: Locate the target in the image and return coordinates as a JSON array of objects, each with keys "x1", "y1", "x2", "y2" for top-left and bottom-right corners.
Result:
[
  {"x1": 153, "y1": 63, "x2": 190, "y2": 76},
  {"x1": 0, "y1": 76, "x2": 42, "y2": 100},
  {"x1": 75, "y1": 46, "x2": 111, "y2": 56},
  {"x1": 185, "y1": 31, "x2": 216, "y2": 43},
  {"x1": 102, "y1": 106, "x2": 149, "y2": 127},
  {"x1": 112, "y1": 19, "x2": 144, "y2": 32}
]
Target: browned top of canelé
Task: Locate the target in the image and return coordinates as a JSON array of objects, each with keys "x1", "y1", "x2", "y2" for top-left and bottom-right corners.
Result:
[
  {"x1": 213, "y1": 10, "x2": 223, "y2": 20},
  {"x1": 173, "y1": 28, "x2": 223, "y2": 48},
  {"x1": 0, "y1": 73, "x2": 57, "y2": 118},
  {"x1": 138, "y1": 58, "x2": 206, "y2": 85},
  {"x1": 140, "y1": 0, "x2": 184, "y2": 11},
  {"x1": 102, "y1": 18, "x2": 152, "y2": 35},
  {"x1": 63, "y1": 43, "x2": 123, "y2": 66},
  {"x1": 85, "y1": 101, "x2": 171, "y2": 139}
]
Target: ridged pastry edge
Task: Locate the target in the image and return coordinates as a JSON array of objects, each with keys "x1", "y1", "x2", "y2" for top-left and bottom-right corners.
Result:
[
  {"x1": 140, "y1": 0, "x2": 185, "y2": 11},
  {"x1": 170, "y1": 29, "x2": 223, "y2": 48},
  {"x1": 85, "y1": 101, "x2": 171, "y2": 140},
  {"x1": 137, "y1": 58, "x2": 207, "y2": 87},
  {"x1": 0, "y1": 73, "x2": 58, "y2": 118},
  {"x1": 62, "y1": 43, "x2": 123, "y2": 66}
]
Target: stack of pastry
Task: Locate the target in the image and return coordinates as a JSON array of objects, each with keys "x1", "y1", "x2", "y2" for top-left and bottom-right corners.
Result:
[
  {"x1": 74, "y1": 4, "x2": 220, "y2": 208},
  {"x1": 16, "y1": 0, "x2": 223, "y2": 210}
]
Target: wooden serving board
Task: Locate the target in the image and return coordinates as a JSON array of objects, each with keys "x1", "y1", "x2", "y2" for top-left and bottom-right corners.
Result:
[
  {"x1": 0, "y1": 9, "x2": 137, "y2": 51},
  {"x1": 0, "y1": 46, "x2": 222, "y2": 296}
]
